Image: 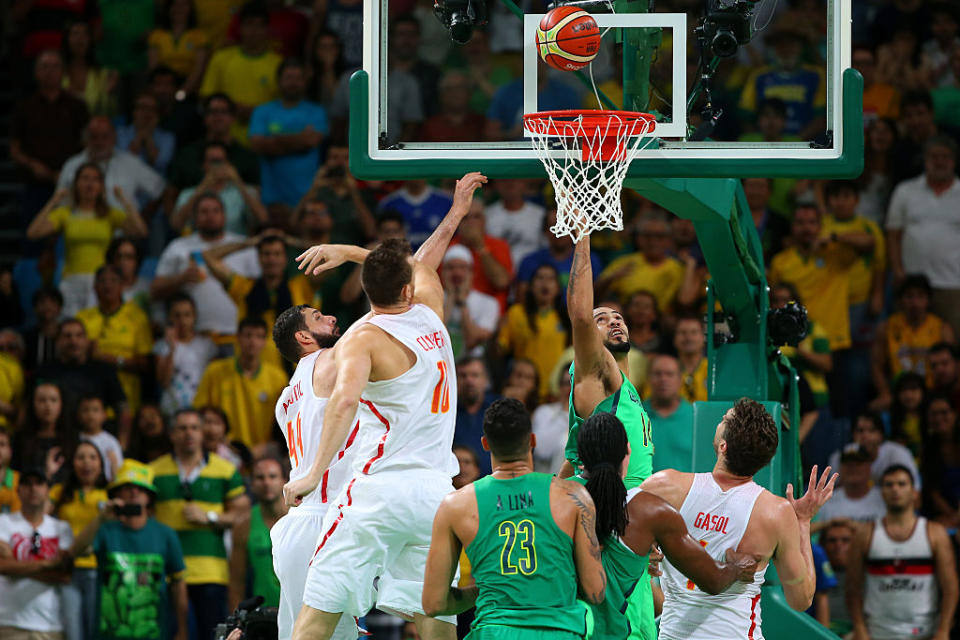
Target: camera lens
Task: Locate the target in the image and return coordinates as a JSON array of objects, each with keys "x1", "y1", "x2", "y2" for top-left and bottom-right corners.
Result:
[
  {"x1": 711, "y1": 28, "x2": 739, "y2": 57},
  {"x1": 449, "y1": 17, "x2": 474, "y2": 44}
]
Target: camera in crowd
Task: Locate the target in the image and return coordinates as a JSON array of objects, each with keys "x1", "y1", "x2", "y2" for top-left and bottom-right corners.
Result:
[
  {"x1": 433, "y1": 0, "x2": 488, "y2": 44},
  {"x1": 767, "y1": 300, "x2": 809, "y2": 347},
  {"x1": 214, "y1": 597, "x2": 278, "y2": 640},
  {"x1": 697, "y1": 0, "x2": 762, "y2": 57}
]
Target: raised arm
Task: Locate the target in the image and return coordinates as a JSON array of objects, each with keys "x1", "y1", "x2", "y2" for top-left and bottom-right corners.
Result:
[
  {"x1": 774, "y1": 465, "x2": 837, "y2": 611},
  {"x1": 645, "y1": 496, "x2": 758, "y2": 595},
  {"x1": 282, "y1": 331, "x2": 371, "y2": 506},
  {"x1": 567, "y1": 234, "x2": 607, "y2": 377},
  {"x1": 413, "y1": 172, "x2": 487, "y2": 270},
  {"x1": 202, "y1": 237, "x2": 254, "y2": 287},
  {"x1": 422, "y1": 493, "x2": 479, "y2": 617},
  {"x1": 564, "y1": 480, "x2": 606, "y2": 604}
]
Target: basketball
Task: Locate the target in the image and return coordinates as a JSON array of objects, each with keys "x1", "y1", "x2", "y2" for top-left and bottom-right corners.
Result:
[{"x1": 535, "y1": 6, "x2": 601, "y2": 72}]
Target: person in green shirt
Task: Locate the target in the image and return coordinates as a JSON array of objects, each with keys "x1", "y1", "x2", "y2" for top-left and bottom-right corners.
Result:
[
  {"x1": 558, "y1": 231, "x2": 654, "y2": 638},
  {"x1": 574, "y1": 412, "x2": 759, "y2": 640},
  {"x1": 229, "y1": 457, "x2": 288, "y2": 609},
  {"x1": 642, "y1": 354, "x2": 696, "y2": 473},
  {"x1": 422, "y1": 398, "x2": 606, "y2": 639}
]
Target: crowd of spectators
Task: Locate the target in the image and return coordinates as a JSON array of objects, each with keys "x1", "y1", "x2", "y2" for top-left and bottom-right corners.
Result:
[{"x1": 1, "y1": 0, "x2": 960, "y2": 639}]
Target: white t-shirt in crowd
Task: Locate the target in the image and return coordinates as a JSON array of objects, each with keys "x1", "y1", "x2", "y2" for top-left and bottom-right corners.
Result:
[
  {"x1": 818, "y1": 486, "x2": 887, "y2": 524},
  {"x1": 0, "y1": 512, "x2": 73, "y2": 632},
  {"x1": 153, "y1": 335, "x2": 218, "y2": 415},
  {"x1": 445, "y1": 290, "x2": 501, "y2": 357},
  {"x1": 485, "y1": 201, "x2": 546, "y2": 266},
  {"x1": 80, "y1": 430, "x2": 125, "y2": 481},
  {"x1": 531, "y1": 401, "x2": 568, "y2": 474},
  {"x1": 154, "y1": 232, "x2": 261, "y2": 334},
  {"x1": 828, "y1": 441, "x2": 922, "y2": 489},
  {"x1": 886, "y1": 176, "x2": 960, "y2": 289},
  {"x1": 57, "y1": 149, "x2": 165, "y2": 211}
]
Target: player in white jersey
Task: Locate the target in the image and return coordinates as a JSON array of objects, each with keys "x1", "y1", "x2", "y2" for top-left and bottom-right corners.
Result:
[
  {"x1": 846, "y1": 464, "x2": 957, "y2": 640},
  {"x1": 282, "y1": 172, "x2": 488, "y2": 640},
  {"x1": 269, "y1": 305, "x2": 361, "y2": 640},
  {"x1": 642, "y1": 398, "x2": 838, "y2": 640}
]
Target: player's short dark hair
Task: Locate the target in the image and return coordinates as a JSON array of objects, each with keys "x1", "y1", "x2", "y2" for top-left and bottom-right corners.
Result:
[
  {"x1": 361, "y1": 239, "x2": 413, "y2": 307},
  {"x1": 273, "y1": 305, "x2": 311, "y2": 364},
  {"x1": 482, "y1": 398, "x2": 532, "y2": 461},
  {"x1": 898, "y1": 274, "x2": 932, "y2": 299},
  {"x1": 578, "y1": 412, "x2": 628, "y2": 540},
  {"x1": 880, "y1": 463, "x2": 915, "y2": 487},
  {"x1": 721, "y1": 398, "x2": 778, "y2": 477},
  {"x1": 33, "y1": 286, "x2": 63, "y2": 309},
  {"x1": 238, "y1": 1, "x2": 270, "y2": 23},
  {"x1": 238, "y1": 316, "x2": 268, "y2": 334},
  {"x1": 824, "y1": 180, "x2": 859, "y2": 199}
]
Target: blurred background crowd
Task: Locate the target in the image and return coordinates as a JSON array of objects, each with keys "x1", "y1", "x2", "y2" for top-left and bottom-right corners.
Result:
[{"x1": 0, "y1": 0, "x2": 959, "y2": 638}]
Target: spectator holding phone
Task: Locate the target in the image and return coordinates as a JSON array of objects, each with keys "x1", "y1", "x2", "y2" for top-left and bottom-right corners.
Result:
[{"x1": 70, "y1": 460, "x2": 188, "y2": 640}]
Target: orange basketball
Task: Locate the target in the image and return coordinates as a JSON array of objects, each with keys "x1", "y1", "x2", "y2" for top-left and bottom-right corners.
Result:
[{"x1": 535, "y1": 6, "x2": 601, "y2": 72}]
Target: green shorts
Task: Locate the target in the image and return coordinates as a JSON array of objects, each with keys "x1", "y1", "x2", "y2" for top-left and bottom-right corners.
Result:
[{"x1": 466, "y1": 626, "x2": 584, "y2": 640}]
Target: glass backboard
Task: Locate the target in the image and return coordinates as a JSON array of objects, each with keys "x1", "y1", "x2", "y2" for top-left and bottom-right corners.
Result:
[{"x1": 349, "y1": 0, "x2": 862, "y2": 179}]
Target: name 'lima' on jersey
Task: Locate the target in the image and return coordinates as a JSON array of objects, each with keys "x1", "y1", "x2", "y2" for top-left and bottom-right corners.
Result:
[
  {"x1": 274, "y1": 349, "x2": 360, "y2": 507},
  {"x1": 660, "y1": 473, "x2": 767, "y2": 640},
  {"x1": 354, "y1": 305, "x2": 459, "y2": 477}
]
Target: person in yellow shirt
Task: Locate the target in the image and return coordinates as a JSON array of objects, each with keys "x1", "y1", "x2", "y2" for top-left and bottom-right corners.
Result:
[
  {"x1": 76, "y1": 266, "x2": 153, "y2": 415},
  {"x1": 596, "y1": 216, "x2": 685, "y2": 313},
  {"x1": 0, "y1": 430, "x2": 19, "y2": 514},
  {"x1": 48, "y1": 441, "x2": 109, "y2": 640},
  {"x1": 0, "y1": 352, "x2": 24, "y2": 432},
  {"x1": 148, "y1": 0, "x2": 211, "y2": 97},
  {"x1": 496, "y1": 264, "x2": 570, "y2": 400},
  {"x1": 200, "y1": 3, "x2": 281, "y2": 145},
  {"x1": 871, "y1": 275, "x2": 956, "y2": 410},
  {"x1": 25, "y1": 164, "x2": 148, "y2": 316},
  {"x1": 673, "y1": 315, "x2": 708, "y2": 403},
  {"x1": 194, "y1": 317, "x2": 287, "y2": 450},
  {"x1": 769, "y1": 204, "x2": 859, "y2": 351},
  {"x1": 204, "y1": 231, "x2": 319, "y2": 371}
]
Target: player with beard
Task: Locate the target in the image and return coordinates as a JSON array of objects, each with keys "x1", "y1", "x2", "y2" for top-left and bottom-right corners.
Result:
[
  {"x1": 270, "y1": 304, "x2": 359, "y2": 640},
  {"x1": 558, "y1": 231, "x2": 655, "y2": 640}
]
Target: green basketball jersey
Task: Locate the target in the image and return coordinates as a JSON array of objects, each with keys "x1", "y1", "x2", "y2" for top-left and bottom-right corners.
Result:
[
  {"x1": 569, "y1": 477, "x2": 650, "y2": 640},
  {"x1": 465, "y1": 473, "x2": 587, "y2": 635},
  {"x1": 247, "y1": 504, "x2": 281, "y2": 607},
  {"x1": 566, "y1": 362, "x2": 653, "y2": 489}
]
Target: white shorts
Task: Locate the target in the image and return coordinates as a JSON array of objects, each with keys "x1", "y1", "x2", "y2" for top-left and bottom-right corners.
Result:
[
  {"x1": 304, "y1": 470, "x2": 457, "y2": 625},
  {"x1": 271, "y1": 506, "x2": 360, "y2": 640}
]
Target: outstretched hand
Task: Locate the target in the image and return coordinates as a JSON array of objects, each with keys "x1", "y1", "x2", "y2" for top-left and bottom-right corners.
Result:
[
  {"x1": 296, "y1": 244, "x2": 352, "y2": 276},
  {"x1": 785, "y1": 465, "x2": 838, "y2": 522},
  {"x1": 452, "y1": 172, "x2": 487, "y2": 209}
]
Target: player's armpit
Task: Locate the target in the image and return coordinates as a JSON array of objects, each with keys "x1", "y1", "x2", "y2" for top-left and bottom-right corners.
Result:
[
  {"x1": 422, "y1": 495, "x2": 473, "y2": 617},
  {"x1": 565, "y1": 481, "x2": 606, "y2": 604}
]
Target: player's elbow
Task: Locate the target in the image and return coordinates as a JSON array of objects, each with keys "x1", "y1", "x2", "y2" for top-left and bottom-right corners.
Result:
[
  {"x1": 421, "y1": 590, "x2": 444, "y2": 618},
  {"x1": 784, "y1": 586, "x2": 815, "y2": 611}
]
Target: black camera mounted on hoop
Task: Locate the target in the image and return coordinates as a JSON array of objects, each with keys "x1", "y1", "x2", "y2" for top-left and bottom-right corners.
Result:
[
  {"x1": 214, "y1": 596, "x2": 278, "y2": 640},
  {"x1": 434, "y1": 0, "x2": 488, "y2": 44}
]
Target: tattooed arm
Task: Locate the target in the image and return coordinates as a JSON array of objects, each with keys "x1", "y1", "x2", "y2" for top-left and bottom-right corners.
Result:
[
  {"x1": 568, "y1": 234, "x2": 607, "y2": 381},
  {"x1": 565, "y1": 480, "x2": 607, "y2": 604}
]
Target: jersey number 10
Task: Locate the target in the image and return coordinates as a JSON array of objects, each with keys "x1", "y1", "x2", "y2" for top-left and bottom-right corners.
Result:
[
  {"x1": 499, "y1": 519, "x2": 537, "y2": 576},
  {"x1": 431, "y1": 361, "x2": 451, "y2": 414}
]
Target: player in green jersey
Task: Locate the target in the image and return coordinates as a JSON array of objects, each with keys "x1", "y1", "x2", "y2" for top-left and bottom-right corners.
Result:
[
  {"x1": 422, "y1": 398, "x2": 606, "y2": 640},
  {"x1": 574, "y1": 412, "x2": 760, "y2": 640},
  {"x1": 558, "y1": 231, "x2": 655, "y2": 639}
]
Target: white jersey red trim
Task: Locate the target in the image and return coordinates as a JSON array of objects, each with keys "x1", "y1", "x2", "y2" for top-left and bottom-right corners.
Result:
[{"x1": 659, "y1": 473, "x2": 767, "y2": 640}]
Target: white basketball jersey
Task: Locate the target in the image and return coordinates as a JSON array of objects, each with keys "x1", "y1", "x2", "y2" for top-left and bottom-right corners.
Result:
[
  {"x1": 274, "y1": 349, "x2": 360, "y2": 507},
  {"x1": 660, "y1": 473, "x2": 767, "y2": 640},
  {"x1": 353, "y1": 305, "x2": 459, "y2": 477},
  {"x1": 865, "y1": 517, "x2": 940, "y2": 639}
]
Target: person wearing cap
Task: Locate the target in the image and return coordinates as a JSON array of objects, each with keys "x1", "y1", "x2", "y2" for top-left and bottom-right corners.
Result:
[
  {"x1": 814, "y1": 443, "x2": 886, "y2": 533},
  {"x1": 0, "y1": 467, "x2": 73, "y2": 640},
  {"x1": 441, "y1": 244, "x2": 499, "y2": 359},
  {"x1": 70, "y1": 459, "x2": 188, "y2": 640}
]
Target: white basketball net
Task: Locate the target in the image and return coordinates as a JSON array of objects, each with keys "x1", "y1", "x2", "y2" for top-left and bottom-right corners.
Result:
[{"x1": 525, "y1": 111, "x2": 656, "y2": 244}]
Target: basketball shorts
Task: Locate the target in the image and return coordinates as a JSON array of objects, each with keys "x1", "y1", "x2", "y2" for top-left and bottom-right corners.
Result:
[
  {"x1": 303, "y1": 469, "x2": 457, "y2": 625},
  {"x1": 271, "y1": 505, "x2": 360, "y2": 640},
  {"x1": 465, "y1": 627, "x2": 583, "y2": 640}
]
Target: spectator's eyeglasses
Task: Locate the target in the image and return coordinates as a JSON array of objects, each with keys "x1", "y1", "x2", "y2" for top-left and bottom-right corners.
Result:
[
  {"x1": 181, "y1": 482, "x2": 193, "y2": 501},
  {"x1": 31, "y1": 531, "x2": 42, "y2": 556}
]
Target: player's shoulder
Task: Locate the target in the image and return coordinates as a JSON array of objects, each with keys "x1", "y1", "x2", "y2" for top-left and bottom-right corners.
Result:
[
  {"x1": 439, "y1": 483, "x2": 478, "y2": 517},
  {"x1": 641, "y1": 469, "x2": 692, "y2": 502},
  {"x1": 553, "y1": 476, "x2": 594, "y2": 510}
]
